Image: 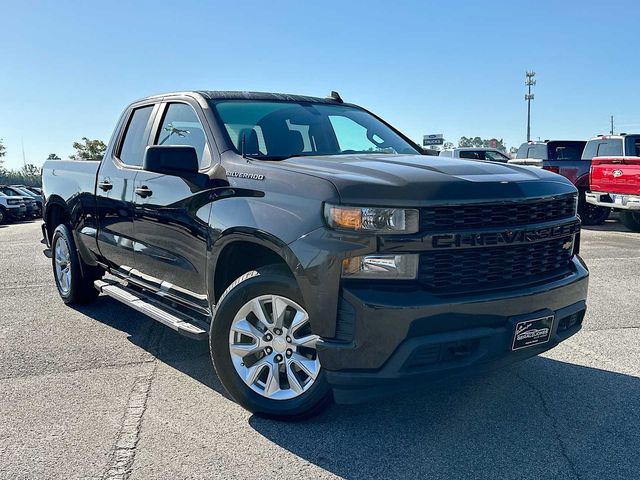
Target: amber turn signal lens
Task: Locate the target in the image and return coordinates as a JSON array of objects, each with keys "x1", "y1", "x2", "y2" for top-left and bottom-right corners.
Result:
[{"x1": 329, "y1": 206, "x2": 362, "y2": 230}]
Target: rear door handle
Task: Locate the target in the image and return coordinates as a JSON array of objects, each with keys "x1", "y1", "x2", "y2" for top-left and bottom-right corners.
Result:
[
  {"x1": 135, "y1": 186, "x2": 153, "y2": 198},
  {"x1": 98, "y1": 180, "x2": 113, "y2": 192}
]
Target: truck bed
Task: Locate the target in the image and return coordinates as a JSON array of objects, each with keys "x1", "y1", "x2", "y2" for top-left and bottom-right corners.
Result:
[{"x1": 42, "y1": 159, "x2": 101, "y2": 203}]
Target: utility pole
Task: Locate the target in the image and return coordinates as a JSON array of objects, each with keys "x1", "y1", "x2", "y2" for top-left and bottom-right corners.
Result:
[
  {"x1": 610, "y1": 115, "x2": 614, "y2": 135},
  {"x1": 525, "y1": 71, "x2": 536, "y2": 142}
]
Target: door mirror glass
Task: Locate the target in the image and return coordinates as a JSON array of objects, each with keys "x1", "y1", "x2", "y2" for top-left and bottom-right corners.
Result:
[{"x1": 143, "y1": 146, "x2": 199, "y2": 177}]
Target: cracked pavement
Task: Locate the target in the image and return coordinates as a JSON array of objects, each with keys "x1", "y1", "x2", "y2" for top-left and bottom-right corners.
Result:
[{"x1": 1, "y1": 219, "x2": 638, "y2": 480}]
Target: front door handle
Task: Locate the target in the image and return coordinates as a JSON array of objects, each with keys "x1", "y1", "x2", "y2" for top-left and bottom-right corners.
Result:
[
  {"x1": 135, "y1": 186, "x2": 153, "y2": 198},
  {"x1": 98, "y1": 180, "x2": 113, "y2": 192}
]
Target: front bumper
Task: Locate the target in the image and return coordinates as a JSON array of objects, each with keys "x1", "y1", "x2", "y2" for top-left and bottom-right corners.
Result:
[
  {"x1": 586, "y1": 191, "x2": 640, "y2": 210},
  {"x1": 6, "y1": 205, "x2": 27, "y2": 219},
  {"x1": 318, "y1": 256, "x2": 589, "y2": 404}
]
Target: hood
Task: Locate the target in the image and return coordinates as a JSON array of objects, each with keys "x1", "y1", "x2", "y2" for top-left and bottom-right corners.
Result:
[{"x1": 275, "y1": 154, "x2": 576, "y2": 206}]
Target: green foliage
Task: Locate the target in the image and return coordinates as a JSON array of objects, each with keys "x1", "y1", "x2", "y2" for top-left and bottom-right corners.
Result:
[
  {"x1": 442, "y1": 141, "x2": 455, "y2": 150},
  {"x1": 70, "y1": 137, "x2": 107, "y2": 161},
  {"x1": 47, "y1": 153, "x2": 61, "y2": 161},
  {"x1": 0, "y1": 138, "x2": 6, "y2": 174},
  {"x1": 0, "y1": 165, "x2": 42, "y2": 187},
  {"x1": 458, "y1": 136, "x2": 507, "y2": 152}
]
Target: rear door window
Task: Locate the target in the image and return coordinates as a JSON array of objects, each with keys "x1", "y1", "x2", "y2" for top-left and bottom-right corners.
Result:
[
  {"x1": 596, "y1": 140, "x2": 623, "y2": 157},
  {"x1": 118, "y1": 106, "x2": 154, "y2": 167}
]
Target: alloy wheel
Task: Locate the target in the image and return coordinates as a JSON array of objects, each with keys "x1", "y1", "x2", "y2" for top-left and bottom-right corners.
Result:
[
  {"x1": 54, "y1": 237, "x2": 72, "y2": 295},
  {"x1": 228, "y1": 294, "x2": 320, "y2": 400}
]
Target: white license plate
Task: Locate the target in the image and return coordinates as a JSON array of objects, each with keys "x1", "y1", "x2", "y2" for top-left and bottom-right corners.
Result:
[{"x1": 611, "y1": 195, "x2": 624, "y2": 205}]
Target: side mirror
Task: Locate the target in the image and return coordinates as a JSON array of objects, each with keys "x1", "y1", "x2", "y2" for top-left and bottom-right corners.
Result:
[{"x1": 143, "y1": 146, "x2": 199, "y2": 177}]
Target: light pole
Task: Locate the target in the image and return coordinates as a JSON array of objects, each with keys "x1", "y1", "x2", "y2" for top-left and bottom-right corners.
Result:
[{"x1": 525, "y1": 71, "x2": 536, "y2": 142}]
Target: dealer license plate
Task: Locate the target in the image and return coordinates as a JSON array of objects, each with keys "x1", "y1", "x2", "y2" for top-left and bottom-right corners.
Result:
[{"x1": 512, "y1": 315, "x2": 554, "y2": 350}]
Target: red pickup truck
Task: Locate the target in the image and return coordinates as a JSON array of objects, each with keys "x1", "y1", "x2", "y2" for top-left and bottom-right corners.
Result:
[{"x1": 586, "y1": 140, "x2": 640, "y2": 231}]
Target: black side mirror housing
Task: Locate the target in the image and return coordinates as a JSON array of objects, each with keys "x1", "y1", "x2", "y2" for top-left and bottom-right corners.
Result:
[{"x1": 143, "y1": 146, "x2": 199, "y2": 177}]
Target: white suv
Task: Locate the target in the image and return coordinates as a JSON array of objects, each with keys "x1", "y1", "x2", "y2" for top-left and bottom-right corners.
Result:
[{"x1": 0, "y1": 192, "x2": 27, "y2": 224}]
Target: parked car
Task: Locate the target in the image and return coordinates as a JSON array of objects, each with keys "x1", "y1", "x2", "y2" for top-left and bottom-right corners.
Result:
[
  {"x1": 10, "y1": 185, "x2": 43, "y2": 216},
  {"x1": 508, "y1": 140, "x2": 610, "y2": 225},
  {"x1": 42, "y1": 91, "x2": 588, "y2": 419},
  {"x1": 585, "y1": 134, "x2": 640, "y2": 231},
  {"x1": 0, "y1": 191, "x2": 27, "y2": 224},
  {"x1": 0, "y1": 186, "x2": 37, "y2": 218},
  {"x1": 439, "y1": 147, "x2": 510, "y2": 162}
]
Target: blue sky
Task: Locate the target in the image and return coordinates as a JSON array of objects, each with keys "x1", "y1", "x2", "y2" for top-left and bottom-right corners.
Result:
[{"x1": 1, "y1": 0, "x2": 639, "y2": 169}]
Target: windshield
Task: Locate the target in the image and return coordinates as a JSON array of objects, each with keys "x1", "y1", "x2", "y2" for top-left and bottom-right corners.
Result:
[
  {"x1": 11, "y1": 187, "x2": 36, "y2": 197},
  {"x1": 211, "y1": 100, "x2": 419, "y2": 159}
]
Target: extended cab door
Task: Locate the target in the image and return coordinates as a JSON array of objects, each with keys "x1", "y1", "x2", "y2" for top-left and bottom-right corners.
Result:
[
  {"x1": 96, "y1": 102, "x2": 158, "y2": 273},
  {"x1": 130, "y1": 100, "x2": 215, "y2": 310}
]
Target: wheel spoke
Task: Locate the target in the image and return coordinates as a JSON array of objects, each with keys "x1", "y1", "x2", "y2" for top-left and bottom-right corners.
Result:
[
  {"x1": 244, "y1": 359, "x2": 269, "y2": 386},
  {"x1": 249, "y1": 298, "x2": 271, "y2": 329},
  {"x1": 231, "y1": 318, "x2": 262, "y2": 342},
  {"x1": 288, "y1": 310, "x2": 309, "y2": 334},
  {"x1": 292, "y1": 334, "x2": 318, "y2": 349},
  {"x1": 291, "y1": 353, "x2": 319, "y2": 380},
  {"x1": 286, "y1": 360, "x2": 304, "y2": 393},
  {"x1": 271, "y1": 296, "x2": 288, "y2": 329},
  {"x1": 264, "y1": 361, "x2": 281, "y2": 396}
]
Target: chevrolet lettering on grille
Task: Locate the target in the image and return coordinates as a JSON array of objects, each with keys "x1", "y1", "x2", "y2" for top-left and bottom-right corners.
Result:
[{"x1": 429, "y1": 221, "x2": 580, "y2": 249}]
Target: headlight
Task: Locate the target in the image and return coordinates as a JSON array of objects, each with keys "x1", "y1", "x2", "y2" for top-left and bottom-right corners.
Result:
[
  {"x1": 342, "y1": 254, "x2": 418, "y2": 280},
  {"x1": 325, "y1": 204, "x2": 419, "y2": 234}
]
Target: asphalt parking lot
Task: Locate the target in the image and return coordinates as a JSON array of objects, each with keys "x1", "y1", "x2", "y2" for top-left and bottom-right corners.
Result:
[{"x1": 0, "y1": 218, "x2": 638, "y2": 480}]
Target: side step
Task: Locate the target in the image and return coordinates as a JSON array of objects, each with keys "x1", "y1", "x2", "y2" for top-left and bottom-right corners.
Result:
[{"x1": 94, "y1": 279, "x2": 208, "y2": 340}]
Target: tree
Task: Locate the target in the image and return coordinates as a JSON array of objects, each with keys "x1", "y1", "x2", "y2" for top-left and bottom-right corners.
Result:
[
  {"x1": 458, "y1": 136, "x2": 507, "y2": 152},
  {"x1": 0, "y1": 138, "x2": 6, "y2": 174},
  {"x1": 70, "y1": 137, "x2": 107, "y2": 161},
  {"x1": 21, "y1": 163, "x2": 41, "y2": 179},
  {"x1": 442, "y1": 141, "x2": 455, "y2": 150},
  {"x1": 47, "y1": 153, "x2": 61, "y2": 161}
]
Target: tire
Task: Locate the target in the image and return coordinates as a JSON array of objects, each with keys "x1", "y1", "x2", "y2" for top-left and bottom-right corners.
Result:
[
  {"x1": 0, "y1": 207, "x2": 6, "y2": 225},
  {"x1": 578, "y1": 190, "x2": 611, "y2": 225},
  {"x1": 620, "y1": 211, "x2": 640, "y2": 232},
  {"x1": 51, "y1": 224, "x2": 103, "y2": 305},
  {"x1": 210, "y1": 266, "x2": 332, "y2": 420}
]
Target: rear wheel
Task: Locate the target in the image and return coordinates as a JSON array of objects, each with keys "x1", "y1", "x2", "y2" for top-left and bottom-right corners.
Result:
[
  {"x1": 210, "y1": 266, "x2": 331, "y2": 420},
  {"x1": 578, "y1": 190, "x2": 611, "y2": 225},
  {"x1": 51, "y1": 224, "x2": 103, "y2": 304},
  {"x1": 0, "y1": 207, "x2": 6, "y2": 225},
  {"x1": 620, "y1": 211, "x2": 640, "y2": 232}
]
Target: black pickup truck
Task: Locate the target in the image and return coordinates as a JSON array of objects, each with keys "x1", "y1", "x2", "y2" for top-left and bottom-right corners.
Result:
[{"x1": 42, "y1": 91, "x2": 589, "y2": 419}]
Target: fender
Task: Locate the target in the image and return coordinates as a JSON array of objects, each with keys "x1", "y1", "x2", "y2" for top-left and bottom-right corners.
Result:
[
  {"x1": 43, "y1": 194, "x2": 100, "y2": 272},
  {"x1": 207, "y1": 228, "x2": 303, "y2": 301}
]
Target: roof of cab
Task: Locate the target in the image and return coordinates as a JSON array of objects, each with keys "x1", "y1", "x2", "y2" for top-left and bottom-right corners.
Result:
[{"x1": 137, "y1": 90, "x2": 343, "y2": 104}]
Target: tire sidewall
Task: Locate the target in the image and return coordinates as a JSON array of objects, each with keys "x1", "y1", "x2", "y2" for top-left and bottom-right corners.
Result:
[
  {"x1": 210, "y1": 269, "x2": 331, "y2": 419},
  {"x1": 51, "y1": 224, "x2": 84, "y2": 304},
  {"x1": 0, "y1": 207, "x2": 6, "y2": 225}
]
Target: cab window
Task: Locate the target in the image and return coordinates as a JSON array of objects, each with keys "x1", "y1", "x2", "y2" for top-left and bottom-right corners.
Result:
[
  {"x1": 155, "y1": 103, "x2": 212, "y2": 168},
  {"x1": 118, "y1": 106, "x2": 154, "y2": 167}
]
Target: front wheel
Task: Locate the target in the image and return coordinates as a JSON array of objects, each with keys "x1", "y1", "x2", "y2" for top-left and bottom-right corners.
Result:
[
  {"x1": 51, "y1": 224, "x2": 103, "y2": 304},
  {"x1": 210, "y1": 267, "x2": 331, "y2": 420},
  {"x1": 620, "y1": 211, "x2": 640, "y2": 232},
  {"x1": 0, "y1": 207, "x2": 6, "y2": 225}
]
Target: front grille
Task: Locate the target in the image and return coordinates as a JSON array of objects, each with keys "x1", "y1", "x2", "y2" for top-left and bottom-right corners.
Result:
[
  {"x1": 418, "y1": 236, "x2": 574, "y2": 292},
  {"x1": 420, "y1": 194, "x2": 576, "y2": 231}
]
